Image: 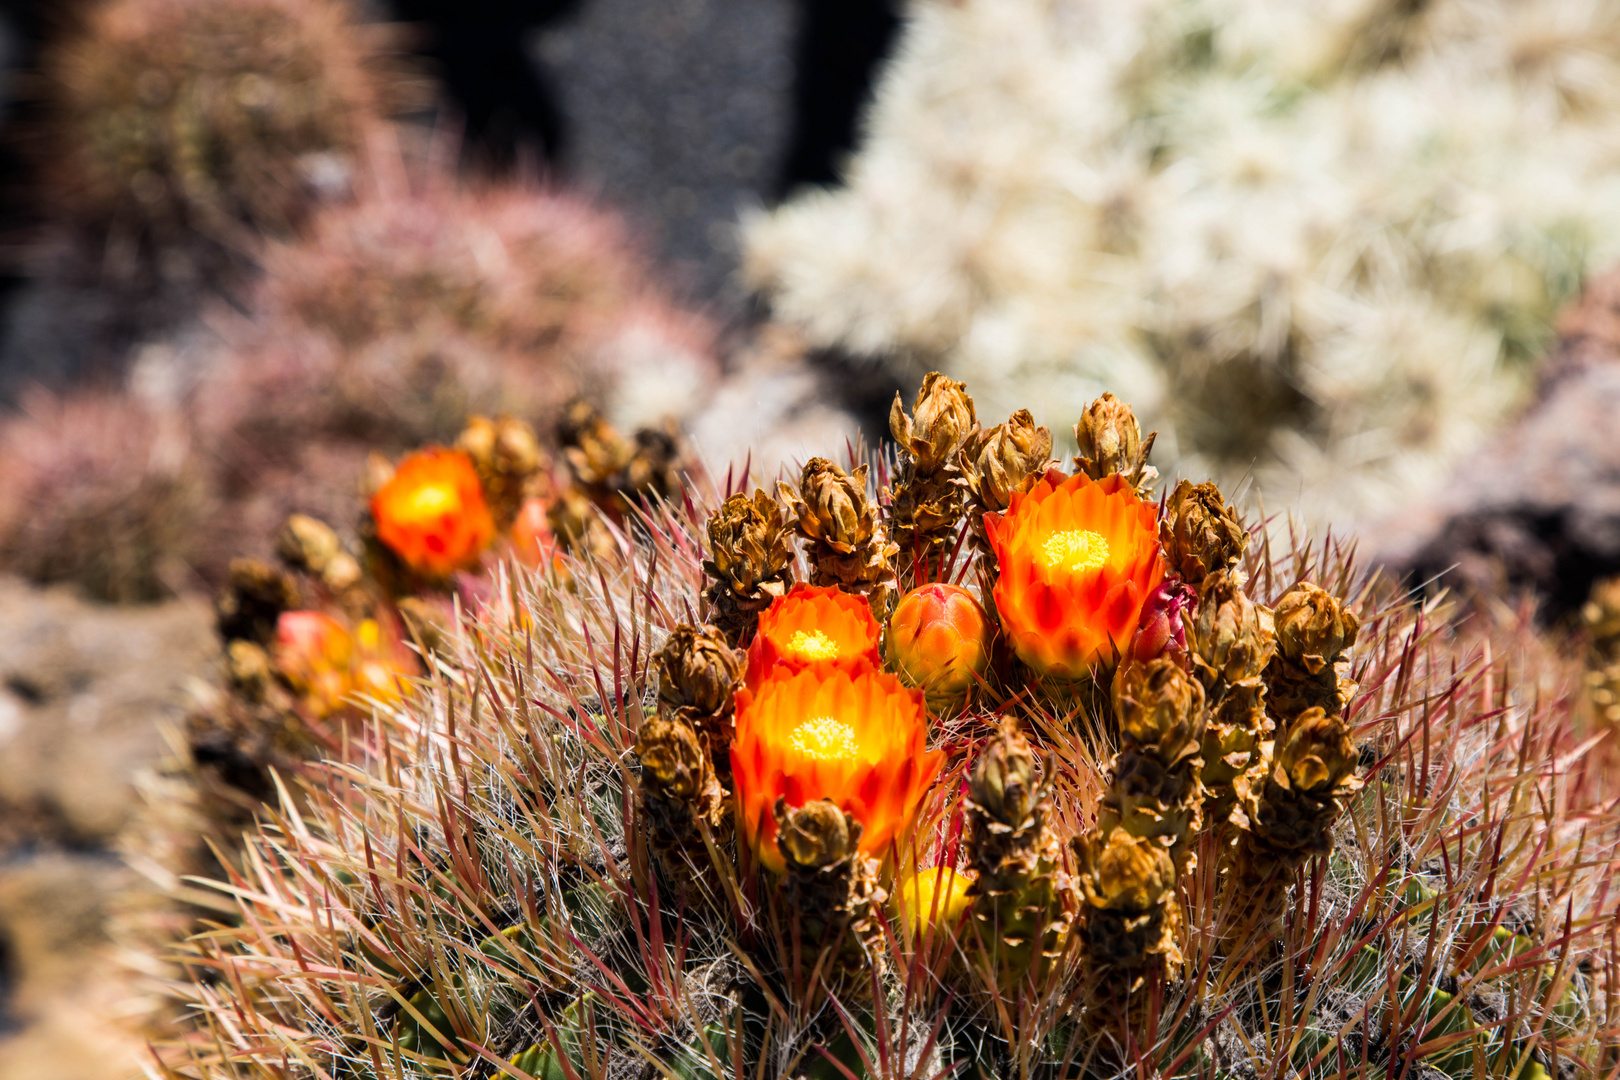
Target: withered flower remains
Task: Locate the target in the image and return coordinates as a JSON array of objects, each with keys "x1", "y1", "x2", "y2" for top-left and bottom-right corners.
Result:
[{"x1": 701, "y1": 489, "x2": 797, "y2": 645}]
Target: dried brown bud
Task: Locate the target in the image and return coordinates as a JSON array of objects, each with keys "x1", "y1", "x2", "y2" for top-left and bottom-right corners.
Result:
[
  {"x1": 655, "y1": 624, "x2": 744, "y2": 721},
  {"x1": 775, "y1": 797, "x2": 859, "y2": 869},
  {"x1": 1187, "y1": 572, "x2": 1275, "y2": 690},
  {"x1": 276, "y1": 514, "x2": 361, "y2": 592},
  {"x1": 1584, "y1": 576, "x2": 1620, "y2": 658},
  {"x1": 970, "y1": 719, "x2": 1042, "y2": 827},
  {"x1": 558, "y1": 398, "x2": 635, "y2": 489},
  {"x1": 1160, "y1": 481, "x2": 1246, "y2": 585},
  {"x1": 1273, "y1": 583, "x2": 1360, "y2": 675},
  {"x1": 1076, "y1": 830, "x2": 1175, "y2": 912},
  {"x1": 705, "y1": 490, "x2": 795, "y2": 597},
  {"x1": 458, "y1": 415, "x2": 546, "y2": 526},
  {"x1": 1073, "y1": 393, "x2": 1157, "y2": 492},
  {"x1": 636, "y1": 715, "x2": 713, "y2": 803},
  {"x1": 216, "y1": 559, "x2": 298, "y2": 645},
  {"x1": 962, "y1": 409, "x2": 1054, "y2": 515},
  {"x1": 780, "y1": 458, "x2": 877, "y2": 554},
  {"x1": 547, "y1": 488, "x2": 615, "y2": 560},
  {"x1": 1272, "y1": 707, "x2": 1359, "y2": 796},
  {"x1": 891, "y1": 372, "x2": 977, "y2": 472},
  {"x1": 1113, "y1": 658, "x2": 1206, "y2": 764},
  {"x1": 623, "y1": 423, "x2": 685, "y2": 502},
  {"x1": 226, "y1": 640, "x2": 274, "y2": 701}
]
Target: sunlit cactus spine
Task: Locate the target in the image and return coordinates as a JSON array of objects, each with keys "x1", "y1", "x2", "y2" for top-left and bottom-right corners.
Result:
[{"x1": 143, "y1": 373, "x2": 1618, "y2": 1080}]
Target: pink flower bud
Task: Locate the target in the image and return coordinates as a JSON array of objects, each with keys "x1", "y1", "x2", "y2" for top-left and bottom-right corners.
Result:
[
  {"x1": 1131, "y1": 579, "x2": 1195, "y2": 663},
  {"x1": 273, "y1": 611, "x2": 354, "y2": 717},
  {"x1": 884, "y1": 583, "x2": 991, "y2": 710}
]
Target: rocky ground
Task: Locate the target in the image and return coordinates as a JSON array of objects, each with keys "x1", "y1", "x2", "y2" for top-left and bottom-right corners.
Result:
[{"x1": 0, "y1": 576, "x2": 215, "y2": 1080}]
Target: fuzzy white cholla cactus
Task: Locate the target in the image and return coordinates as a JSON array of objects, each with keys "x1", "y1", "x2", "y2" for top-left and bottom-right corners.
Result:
[{"x1": 743, "y1": 0, "x2": 1620, "y2": 527}]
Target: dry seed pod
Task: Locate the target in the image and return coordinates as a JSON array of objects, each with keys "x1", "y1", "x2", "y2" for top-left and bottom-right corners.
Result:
[
  {"x1": 701, "y1": 489, "x2": 797, "y2": 646},
  {"x1": 887, "y1": 373, "x2": 977, "y2": 575},
  {"x1": 1266, "y1": 582, "x2": 1360, "y2": 719},
  {"x1": 1226, "y1": 707, "x2": 1362, "y2": 936},
  {"x1": 779, "y1": 458, "x2": 897, "y2": 609},
  {"x1": 636, "y1": 715, "x2": 727, "y2": 891},
  {"x1": 1073, "y1": 393, "x2": 1157, "y2": 496},
  {"x1": 1160, "y1": 480, "x2": 1246, "y2": 585},
  {"x1": 276, "y1": 514, "x2": 362, "y2": 593},
  {"x1": 964, "y1": 720, "x2": 1072, "y2": 983},
  {"x1": 216, "y1": 559, "x2": 299, "y2": 646},
  {"x1": 654, "y1": 623, "x2": 744, "y2": 765},
  {"x1": 457, "y1": 415, "x2": 547, "y2": 529},
  {"x1": 774, "y1": 798, "x2": 886, "y2": 996}
]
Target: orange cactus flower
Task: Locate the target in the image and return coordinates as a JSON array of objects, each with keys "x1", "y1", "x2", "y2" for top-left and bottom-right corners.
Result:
[
  {"x1": 885, "y1": 583, "x2": 991, "y2": 709},
  {"x1": 745, "y1": 583, "x2": 882, "y2": 688},
  {"x1": 371, "y1": 448, "x2": 496, "y2": 578},
  {"x1": 732, "y1": 662, "x2": 943, "y2": 875},
  {"x1": 986, "y1": 470, "x2": 1164, "y2": 679}
]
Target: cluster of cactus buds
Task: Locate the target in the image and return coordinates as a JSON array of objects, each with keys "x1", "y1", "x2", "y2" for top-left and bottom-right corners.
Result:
[
  {"x1": 1073, "y1": 659, "x2": 1206, "y2": 1044},
  {"x1": 153, "y1": 373, "x2": 1620, "y2": 1080},
  {"x1": 774, "y1": 799, "x2": 889, "y2": 997},
  {"x1": 556, "y1": 398, "x2": 687, "y2": 516},
  {"x1": 886, "y1": 373, "x2": 978, "y2": 577}
]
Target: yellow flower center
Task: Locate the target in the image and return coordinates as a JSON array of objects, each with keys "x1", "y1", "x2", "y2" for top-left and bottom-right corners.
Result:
[
  {"x1": 1040, "y1": 529, "x2": 1110, "y2": 573},
  {"x1": 789, "y1": 715, "x2": 859, "y2": 760},
  {"x1": 787, "y1": 629, "x2": 840, "y2": 662},
  {"x1": 402, "y1": 483, "x2": 457, "y2": 520}
]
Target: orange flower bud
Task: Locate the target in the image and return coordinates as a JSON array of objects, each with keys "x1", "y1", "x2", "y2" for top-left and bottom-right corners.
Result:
[
  {"x1": 893, "y1": 865, "x2": 976, "y2": 943},
  {"x1": 731, "y1": 662, "x2": 942, "y2": 875},
  {"x1": 986, "y1": 470, "x2": 1165, "y2": 679},
  {"x1": 884, "y1": 583, "x2": 991, "y2": 709},
  {"x1": 745, "y1": 584, "x2": 882, "y2": 688},
  {"x1": 273, "y1": 611, "x2": 354, "y2": 717},
  {"x1": 510, "y1": 496, "x2": 561, "y2": 571},
  {"x1": 371, "y1": 448, "x2": 496, "y2": 578}
]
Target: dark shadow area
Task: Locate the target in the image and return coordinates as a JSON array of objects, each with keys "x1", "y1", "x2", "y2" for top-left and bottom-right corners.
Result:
[
  {"x1": 778, "y1": 0, "x2": 901, "y2": 195},
  {"x1": 390, "y1": 0, "x2": 582, "y2": 171}
]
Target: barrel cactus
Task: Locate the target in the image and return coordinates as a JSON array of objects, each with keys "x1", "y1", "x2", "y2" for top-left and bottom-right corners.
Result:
[{"x1": 147, "y1": 377, "x2": 1614, "y2": 1078}]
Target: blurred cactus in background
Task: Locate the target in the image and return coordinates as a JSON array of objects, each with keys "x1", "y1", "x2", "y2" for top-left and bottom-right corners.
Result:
[
  {"x1": 36, "y1": 0, "x2": 420, "y2": 277},
  {"x1": 743, "y1": 0, "x2": 1620, "y2": 528},
  {"x1": 0, "y1": 389, "x2": 210, "y2": 601}
]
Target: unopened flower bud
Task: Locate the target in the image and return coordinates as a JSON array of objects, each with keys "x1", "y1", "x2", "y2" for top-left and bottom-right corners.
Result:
[
  {"x1": 1073, "y1": 393, "x2": 1154, "y2": 489},
  {"x1": 656, "y1": 623, "x2": 744, "y2": 720},
  {"x1": 964, "y1": 409, "x2": 1053, "y2": 514},
  {"x1": 1273, "y1": 583, "x2": 1360, "y2": 675},
  {"x1": 1273, "y1": 707, "x2": 1358, "y2": 795},
  {"x1": 1113, "y1": 658, "x2": 1205, "y2": 762},
  {"x1": 885, "y1": 583, "x2": 991, "y2": 709},
  {"x1": 775, "y1": 797, "x2": 859, "y2": 869},
  {"x1": 1131, "y1": 580, "x2": 1195, "y2": 663},
  {"x1": 891, "y1": 372, "x2": 977, "y2": 472},
  {"x1": 970, "y1": 720, "x2": 1041, "y2": 826},
  {"x1": 893, "y1": 866, "x2": 975, "y2": 942},
  {"x1": 272, "y1": 610, "x2": 353, "y2": 716},
  {"x1": 1160, "y1": 481, "x2": 1246, "y2": 585},
  {"x1": 1187, "y1": 572, "x2": 1275, "y2": 689}
]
